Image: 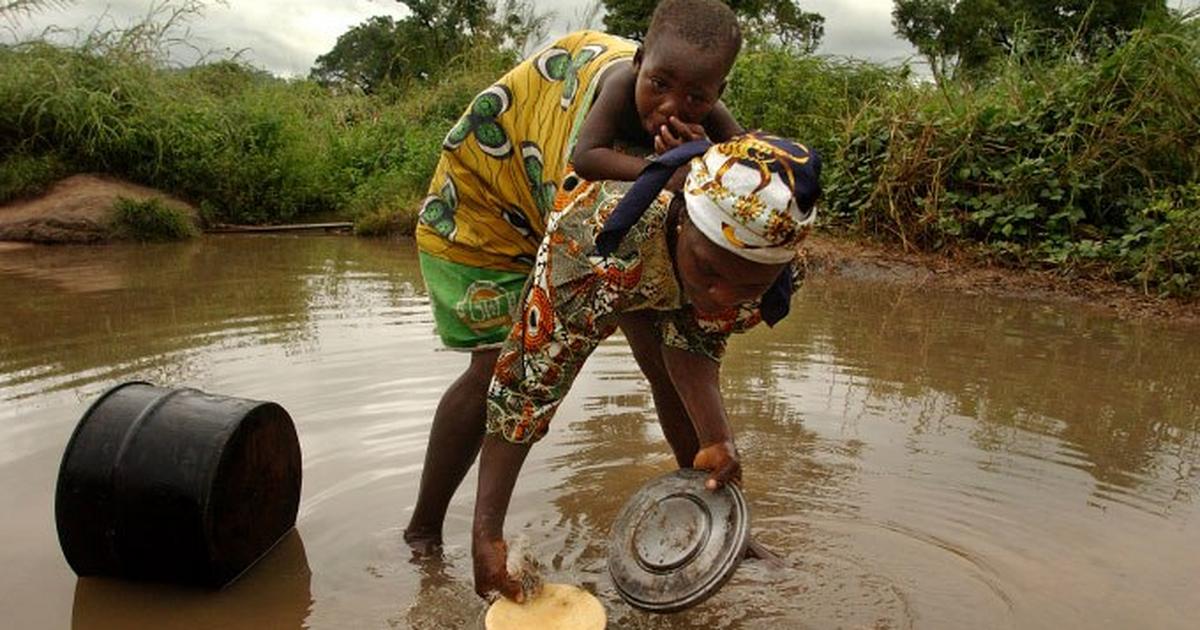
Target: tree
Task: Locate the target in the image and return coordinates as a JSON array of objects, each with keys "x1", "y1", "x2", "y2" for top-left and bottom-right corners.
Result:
[
  {"x1": 311, "y1": 0, "x2": 549, "y2": 93},
  {"x1": 602, "y1": 0, "x2": 826, "y2": 54},
  {"x1": 893, "y1": 0, "x2": 1170, "y2": 83},
  {"x1": 310, "y1": 16, "x2": 408, "y2": 93}
]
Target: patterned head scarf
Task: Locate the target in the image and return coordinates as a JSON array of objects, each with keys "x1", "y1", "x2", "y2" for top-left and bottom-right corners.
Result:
[{"x1": 683, "y1": 133, "x2": 821, "y2": 265}]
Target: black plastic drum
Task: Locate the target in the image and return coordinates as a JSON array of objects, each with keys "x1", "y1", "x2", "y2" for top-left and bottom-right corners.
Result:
[
  {"x1": 608, "y1": 468, "x2": 749, "y2": 612},
  {"x1": 55, "y1": 382, "x2": 302, "y2": 588}
]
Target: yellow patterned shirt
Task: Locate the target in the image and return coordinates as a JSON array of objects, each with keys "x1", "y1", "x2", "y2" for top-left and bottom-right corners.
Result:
[{"x1": 416, "y1": 31, "x2": 639, "y2": 273}]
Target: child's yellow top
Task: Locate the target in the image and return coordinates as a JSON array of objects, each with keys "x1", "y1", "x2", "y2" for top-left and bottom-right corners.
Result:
[{"x1": 416, "y1": 31, "x2": 638, "y2": 272}]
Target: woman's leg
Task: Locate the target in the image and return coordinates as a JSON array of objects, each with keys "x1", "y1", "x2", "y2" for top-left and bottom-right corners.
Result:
[{"x1": 404, "y1": 348, "x2": 500, "y2": 550}]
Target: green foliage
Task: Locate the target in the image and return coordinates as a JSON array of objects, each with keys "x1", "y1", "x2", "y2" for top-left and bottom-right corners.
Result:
[
  {"x1": 1117, "y1": 185, "x2": 1200, "y2": 298},
  {"x1": 603, "y1": 0, "x2": 826, "y2": 53},
  {"x1": 311, "y1": 16, "x2": 438, "y2": 93},
  {"x1": 892, "y1": 0, "x2": 1170, "y2": 82},
  {"x1": 3, "y1": 4, "x2": 1197, "y2": 298},
  {"x1": 725, "y1": 46, "x2": 909, "y2": 144},
  {"x1": 311, "y1": 0, "x2": 548, "y2": 93},
  {"x1": 0, "y1": 151, "x2": 68, "y2": 203},
  {"x1": 816, "y1": 14, "x2": 1200, "y2": 296},
  {"x1": 0, "y1": 30, "x2": 508, "y2": 226},
  {"x1": 109, "y1": 196, "x2": 198, "y2": 241}
]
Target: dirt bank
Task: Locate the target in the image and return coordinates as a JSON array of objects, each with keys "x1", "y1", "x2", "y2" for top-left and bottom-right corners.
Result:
[
  {"x1": 802, "y1": 234, "x2": 1200, "y2": 324},
  {"x1": 0, "y1": 174, "x2": 198, "y2": 243}
]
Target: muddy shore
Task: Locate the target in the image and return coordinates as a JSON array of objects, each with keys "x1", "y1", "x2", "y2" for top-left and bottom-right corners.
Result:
[{"x1": 802, "y1": 235, "x2": 1200, "y2": 324}]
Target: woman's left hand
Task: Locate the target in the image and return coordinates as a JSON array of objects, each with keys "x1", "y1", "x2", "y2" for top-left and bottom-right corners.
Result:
[{"x1": 693, "y1": 439, "x2": 741, "y2": 490}]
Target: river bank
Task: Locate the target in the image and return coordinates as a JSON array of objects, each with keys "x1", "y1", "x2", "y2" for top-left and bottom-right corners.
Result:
[
  {"x1": 802, "y1": 234, "x2": 1200, "y2": 324},
  {"x1": 0, "y1": 174, "x2": 199, "y2": 243},
  {"x1": 2, "y1": 173, "x2": 1195, "y2": 325}
]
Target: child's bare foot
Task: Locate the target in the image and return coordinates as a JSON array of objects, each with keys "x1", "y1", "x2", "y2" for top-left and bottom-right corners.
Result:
[
  {"x1": 744, "y1": 538, "x2": 785, "y2": 569},
  {"x1": 403, "y1": 526, "x2": 444, "y2": 557}
]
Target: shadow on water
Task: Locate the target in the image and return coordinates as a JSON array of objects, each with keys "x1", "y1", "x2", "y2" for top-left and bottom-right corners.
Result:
[{"x1": 71, "y1": 530, "x2": 312, "y2": 630}]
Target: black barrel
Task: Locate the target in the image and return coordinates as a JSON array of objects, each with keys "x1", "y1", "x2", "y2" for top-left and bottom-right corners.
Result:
[{"x1": 55, "y1": 382, "x2": 302, "y2": 588}]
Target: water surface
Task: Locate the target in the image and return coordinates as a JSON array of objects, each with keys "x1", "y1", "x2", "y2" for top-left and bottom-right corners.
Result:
[{"x1": 1, "y1": 235, "x2": 1197, "y2": 629}]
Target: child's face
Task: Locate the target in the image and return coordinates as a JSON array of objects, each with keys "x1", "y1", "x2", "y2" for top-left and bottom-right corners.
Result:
[
  {"x1": 674, "y1": 212, "x2": 787, "y2": 316},
  {"x1": 632, "y1": 34, "x2": 730, "y2": 139}
]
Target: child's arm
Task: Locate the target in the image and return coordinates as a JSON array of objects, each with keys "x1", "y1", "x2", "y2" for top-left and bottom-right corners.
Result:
[
  {"x1": 572, "y1": 67, "x2": 654, "y2": 182},
  {"x1": 662, "y1": 345, "x2": 742, "y2": 490},
  {"x1": 704, "y1": 102, "x2": 743, "y2": 142}
]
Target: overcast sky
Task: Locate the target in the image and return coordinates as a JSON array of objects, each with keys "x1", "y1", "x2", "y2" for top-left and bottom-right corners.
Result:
[{"x1": 5, "y1": 0, "x2": 1198, "y2": 76}]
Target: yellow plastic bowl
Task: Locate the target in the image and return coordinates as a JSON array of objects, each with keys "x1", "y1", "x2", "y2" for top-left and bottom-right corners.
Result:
[{"x1": 484, "y1": 583, "x2": 606, "y2": 630}]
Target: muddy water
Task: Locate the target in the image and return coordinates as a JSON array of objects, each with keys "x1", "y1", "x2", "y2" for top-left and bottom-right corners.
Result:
[{"x1": 1, "y1": 235, "x2": 1198, "y2": 629}]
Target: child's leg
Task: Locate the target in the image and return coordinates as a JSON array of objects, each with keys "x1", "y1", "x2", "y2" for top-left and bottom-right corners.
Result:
[
  {"x1": 404, "y1": 348, "x2": 500, "y2": 550},
  {"x1": 617, "y1": 311, "x2": 699, "y2": 467}
]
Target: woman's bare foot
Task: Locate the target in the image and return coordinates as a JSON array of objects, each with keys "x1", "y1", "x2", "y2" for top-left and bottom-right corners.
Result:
[
  {"x1": 403, "y1": 526, "x2": 444, "y2": 558},
  {"x1": 744, "y1": 538, "x2": 786, "y2": 569}
]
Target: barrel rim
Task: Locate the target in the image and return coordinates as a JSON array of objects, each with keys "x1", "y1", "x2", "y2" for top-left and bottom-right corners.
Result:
[
  {"x1": 55, "y1": 381, "x2": 153, "y2": 541},
  {"x1": 203, "y1": 399, "x2": 302, "y2": 586}
]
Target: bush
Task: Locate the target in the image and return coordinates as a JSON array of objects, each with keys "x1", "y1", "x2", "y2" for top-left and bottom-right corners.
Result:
[
  {"x1": 1117, "y1": 185, "x2": 1200, "y2": 298},
  {"x1": 0, "y1": 152, "x2": 69, "y2": 204},
  {"x1": 109, "y1": 196, "x2": 198, "y2": 241}
]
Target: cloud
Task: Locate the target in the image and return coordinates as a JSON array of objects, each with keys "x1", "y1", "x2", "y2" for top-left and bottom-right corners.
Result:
[{"x1": 5, "y1": 0, "x2": 1195, "y2": 76}]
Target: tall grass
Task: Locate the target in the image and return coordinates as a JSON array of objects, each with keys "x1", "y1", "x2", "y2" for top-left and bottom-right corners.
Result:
[
  {"x1": 109, "y1": 196, "x2": 198, "y2": 241},
  {"x1": 0, "y1": 30, "x2": 515, "y2": 225},
  {"x1": 726, "y1": 12, "x2": 1200, "y2": 297}
]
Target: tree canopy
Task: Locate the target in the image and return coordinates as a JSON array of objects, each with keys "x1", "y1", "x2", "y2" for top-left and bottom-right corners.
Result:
[
  {"x1": 603, "y1": 0, "x2": 826, "y2": 54},
  {"x1": 311, "y1": 0, "x2": 545, "y2": 93},
  {"x1": 893, "y1": 0, "x2": 1170, "y2": 82}
]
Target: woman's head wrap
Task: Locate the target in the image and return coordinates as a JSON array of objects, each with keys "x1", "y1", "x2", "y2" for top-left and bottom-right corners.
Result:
[
  {"x1": 683, "y1": 133, "x2": 821, "y2": 264},
  {"x1": 592, "y1": 132, "x2": 821, "y2": 326}
]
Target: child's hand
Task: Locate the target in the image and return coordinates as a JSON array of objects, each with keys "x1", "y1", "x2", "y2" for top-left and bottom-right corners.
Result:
[
  {"x1": 693, "y1": 439, "x2": 741, "y2": 491},
  {"x1": 473, "y1": 536, "x2": 525, "y2": 603},
  {"x1": 655, "y1": 116, "x2": 709, "y2": 154}
]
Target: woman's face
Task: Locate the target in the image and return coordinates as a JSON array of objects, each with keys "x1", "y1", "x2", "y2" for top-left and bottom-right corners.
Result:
[{"x1": 673, "y1": 212, "x2": 787, "y2": 316}]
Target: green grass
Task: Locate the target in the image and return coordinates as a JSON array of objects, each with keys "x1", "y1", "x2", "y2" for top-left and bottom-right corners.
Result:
[
  {"x1": 0, "y1": 38, "x2": 513, "y2": 228},
  {"x1": 0, "y1": 151, "x2": 69, "y2": 203},
  {"x1": 725, "y1": 13, "x2": 1200, "y2": 297},
  {"x1": 108, "y1": 196, "x2": 198, "y2": 241}
]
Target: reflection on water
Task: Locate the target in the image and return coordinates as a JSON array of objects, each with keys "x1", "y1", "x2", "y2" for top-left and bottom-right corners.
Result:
[
  {"x1": 72, "y1": 530, "x2": 312, "y2": 630},
  {"x1": 1, "y1": 235, "x2": 1198, "y2": 629}
]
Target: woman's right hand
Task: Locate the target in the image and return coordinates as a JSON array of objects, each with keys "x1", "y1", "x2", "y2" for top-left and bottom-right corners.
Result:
[
  {"x1": 693, "y1": 439, "x2": 742, "y2": 491},
  {"x1": 472, "y1": 536, "x2": 525, "y2": 603}
]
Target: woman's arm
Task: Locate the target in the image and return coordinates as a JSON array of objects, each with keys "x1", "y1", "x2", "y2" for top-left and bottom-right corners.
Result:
[{"x1": 661, "y1": 345, "x2": 741, "y2": 490}]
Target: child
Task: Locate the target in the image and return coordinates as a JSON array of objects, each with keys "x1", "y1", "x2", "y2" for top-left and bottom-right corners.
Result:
[
  {"x1": 406, "y1": 0, "x2": 745, "y2": 552},
  {"x1": 472, "y1": 133, "x2": 822, "y2": 601}
]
